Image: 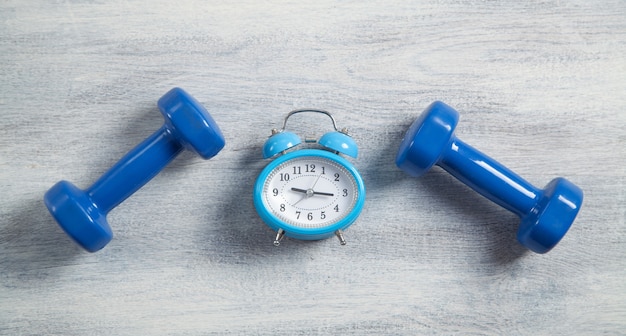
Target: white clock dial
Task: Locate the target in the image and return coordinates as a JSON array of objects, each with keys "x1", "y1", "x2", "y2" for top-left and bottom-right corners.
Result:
[{"x1": 262, "y1": 156, "x2": 359, "y2": 229}]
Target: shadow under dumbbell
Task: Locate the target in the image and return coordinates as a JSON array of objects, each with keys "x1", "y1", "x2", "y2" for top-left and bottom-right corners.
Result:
[
  {"x1": 0, "y1": 197, "x2": 83, "y2": 279},
  {"x1": 77, "y1": 106, "x2": 163, "y2": 183},
  {"x1": 417, "y1": 168, "x2": 529, "y2": 265}
]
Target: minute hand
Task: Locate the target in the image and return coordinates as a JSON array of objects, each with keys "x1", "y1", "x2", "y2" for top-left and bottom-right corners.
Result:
[{"x1": 291, "y1": 187, "x2": 334, "y2": 197}]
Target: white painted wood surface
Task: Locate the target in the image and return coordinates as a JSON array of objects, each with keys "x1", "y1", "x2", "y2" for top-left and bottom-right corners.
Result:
[{"x1": 1, "y1": 1, "x2": 625, "y2": 334}]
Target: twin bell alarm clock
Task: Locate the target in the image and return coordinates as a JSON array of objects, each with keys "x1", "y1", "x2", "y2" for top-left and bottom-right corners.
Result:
[{"x1": 253, "y1": 109, "x2": 366, "y2": 246}]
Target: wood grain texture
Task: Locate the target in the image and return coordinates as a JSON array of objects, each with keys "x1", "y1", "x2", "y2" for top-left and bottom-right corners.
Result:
[{"x1": 1, "y1": 0, "x2": 625, "y2": 335}]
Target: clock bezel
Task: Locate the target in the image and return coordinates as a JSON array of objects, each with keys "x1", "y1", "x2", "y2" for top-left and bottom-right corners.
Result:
[{"x1": 253, "y1": 149, "x2": 366, "y2": 241}]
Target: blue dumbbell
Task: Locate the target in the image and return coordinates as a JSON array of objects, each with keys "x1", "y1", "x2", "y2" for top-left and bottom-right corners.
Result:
[
  {"x1": 396, "y1": 101, "x2": 583, "y2": 253},
  {"x1": 44, "y1": 88, "x2": 225, "y2": 252}
]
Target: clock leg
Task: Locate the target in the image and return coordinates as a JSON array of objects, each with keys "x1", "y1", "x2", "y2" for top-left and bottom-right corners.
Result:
[
  {"x1": 273, "y1": 229, "x2": 285, "y2": 246},
  {"x1": 335, "y1": 230, "x2": 347, "y2": 245}
]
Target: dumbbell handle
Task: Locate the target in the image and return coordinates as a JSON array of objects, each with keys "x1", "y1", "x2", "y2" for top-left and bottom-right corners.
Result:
[
  {"x1": 439, "y1": 137, "x2": 539, "y2": 218},
  {"x1": 87, "y1": 125, "x2": 182, "y2": 213}
]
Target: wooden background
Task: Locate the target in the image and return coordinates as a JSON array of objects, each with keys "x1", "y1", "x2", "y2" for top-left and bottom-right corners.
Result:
[{"x1": 1, "y1": 1, "x2": 624, "y2": 334}]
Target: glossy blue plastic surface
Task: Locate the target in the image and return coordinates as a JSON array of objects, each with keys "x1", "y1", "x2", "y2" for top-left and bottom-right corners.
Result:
[
  {"x1": 396, "y1": 101, "x2": 583, "y2": 253},
  {"x1": 262, "y1": 131, "x2": 301, "y2": 158},
  {"x1": 318, "y1": 131, "x2": 358, "y2": 158},
  {"x1": 44, "y1": 87, "x2": 225, "y2": 252},
  {"x1": 253, "y1": 149, "x2": 366, "y2": 241}
]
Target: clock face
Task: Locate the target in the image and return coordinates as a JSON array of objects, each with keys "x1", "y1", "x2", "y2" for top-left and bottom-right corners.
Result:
[{"x1": 260, "y1": 154, "x2": 360, "y2": 230}]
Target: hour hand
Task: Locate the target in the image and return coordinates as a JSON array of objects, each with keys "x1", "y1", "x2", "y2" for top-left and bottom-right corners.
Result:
[{"x1": 291, "y1": 187, "x2": 308, "y2": 194}]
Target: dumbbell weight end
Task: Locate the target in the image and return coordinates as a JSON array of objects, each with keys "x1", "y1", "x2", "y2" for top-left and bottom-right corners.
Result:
[
  {"x1": 44, "y1": 181, "x2": 112, "y2": 252},
  {"x1": 518, "y1": 177, "x2": 583, "y2": 253}
]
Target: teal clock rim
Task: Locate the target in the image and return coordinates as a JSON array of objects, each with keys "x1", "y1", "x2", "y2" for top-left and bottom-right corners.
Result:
[{"x1": 253, "y1": 149, "x2": 366, "y2": 240}]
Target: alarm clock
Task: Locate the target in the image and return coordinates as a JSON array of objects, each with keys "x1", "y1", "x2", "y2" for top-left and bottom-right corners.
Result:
[{"x1": 253, "y1": 109, "x2": 366, "y2": 246}]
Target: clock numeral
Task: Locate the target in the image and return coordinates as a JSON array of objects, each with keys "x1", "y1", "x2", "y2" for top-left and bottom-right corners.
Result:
[
  {"x1": 342, "y1": 189, "x2": 348, "y2": 197},
  {"x1": 292, "y1": 165, "x2": 316, "y2": 174},
  {"x1": 321, "y1": 166, "x2": 326, "y2": 174},
  {"x1": 280, "y1": 204, "x2": 286, "y2": 212},
  {"x1": 297, "y1": 211, "x2": 327, "y2": 221},
  {"x1": 273, "y1": 188, "x2": 279, "y2": 196},
  {"x1": 334, "y1": 204, "x2": 339, "y2": 212},
  {"x1": 334, "y1": 173, "x2": 340, "y2": 182},
  {"x1": 280, "y1": 173, "x2": 290, "y2": 181}
]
